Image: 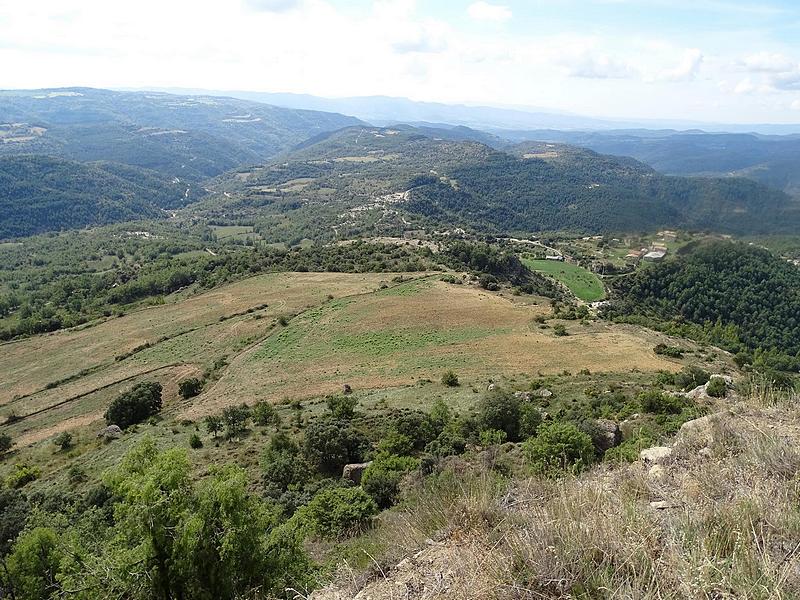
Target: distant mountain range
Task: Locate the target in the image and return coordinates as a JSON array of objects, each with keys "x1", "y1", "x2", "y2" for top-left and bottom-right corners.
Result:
[
  {"x1": 139, "y1": 87, "x2": 800, "y2": 136},
  {"x1": 2, "y1": 87, "x2": 799, "y2": 240},
  {"x1": 0, "y1": 88, "x2": 362, "y2": 181}
]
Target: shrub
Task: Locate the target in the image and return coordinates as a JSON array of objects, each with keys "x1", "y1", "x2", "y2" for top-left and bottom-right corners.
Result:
[
  {"x1": 377, "y1": 430, "x2": 415, "y2": 456},
  {"x1": 53, "y1": 431, "x2": 73, "y2": 451},
  {"x1": 479, "y1": 429, "x2": 507, "y2": 446},
  {"x1": 104, "y1": 381, "x2": 163, "y2": 429},
  {"x1": 441, "y1": 370, "x2": 459, "y2": 387},
  {"x1": 362, "y1": 454, "x2": 419, "y2": 508},
  {"x1": 6, "y1": 464, "x2": 42, "y2": 489},
  {"x1": 675, "y1": 366, "x2": 710, "y2": 391},
  {"x1": 553, "y1": 324, "x2": 568, "y2": 336},
  {"x1": 0, "y1": 432, "x2": 12, "y2": 455},
  {"x1": 654, "y1": 344, "x2": 684, "y2": 358},
  {"x1": 189, "y1": 433, "x2": 203, "y2": 449},
  {"x1": 326, "y1": 395, "x2": 358, "y2": 420},
  {"x1": 523, "y1": 422, "x2": 595, "y2": 476},
  {"x1": 477, "y1": 389, "x2": 521, "y2": 442},
  {"x1": 393, "y1": 411, "x2": 436, "y2": 451},
  {"x1": 706, "y1": 377, "x2": 728, "y2": 398},
  {"x1": 302, "y1": 486, "x2": 377, "y2": 537},
  {"x1": 638, "y1": 389, "x2": 686, "y2": 415},
  {"x1": 519, "y1": 403, "x2": 542, "y2": 439},
  {"x1": 178, "y1": 377, "x2": 204, "y2": 399},
  {"x1": 253, "y1": 401, "x2": 279, "y2": 426},
  {"x1": 67, "y1": 465, "x2": 87, "y2": 485}
]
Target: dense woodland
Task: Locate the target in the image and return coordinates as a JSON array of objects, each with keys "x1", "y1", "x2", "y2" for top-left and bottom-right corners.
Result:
[
  {"x1": 606, "y1": 241, "x2": 800, "y2": 374},
  {"x1": 0, "y1": 156, "x2": 200, "y2": 237}
]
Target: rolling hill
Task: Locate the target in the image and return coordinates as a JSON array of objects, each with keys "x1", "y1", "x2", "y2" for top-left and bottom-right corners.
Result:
[
  {"x1": 0, "y1": 155, "x2": 195, "y2": 238},
  {"x1": 501, "y1": 129, "x2": 800, "y2": 198},
  {"x1": 198, "y1": 126, "x2": 800, "y2": 242},
  {"x1": 0, "y1": 88, "x2": 363, "y2": 181}
]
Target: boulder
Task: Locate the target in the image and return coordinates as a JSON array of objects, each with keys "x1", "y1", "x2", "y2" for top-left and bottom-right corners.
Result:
[
  {"x1": 594, "y1": 419, "x2": 622, "y2": 451},
  {"x1": 533, "y1": 388, "x2": 553, "y2": 398},
  {"x1": 639, "y1": 446, "x2": 673, "y2": 464},
  {"x1": 487, "y1": 383, "x2": 497, "y2": 392},
  {"x1": 342, "y1": 461, "x2": 372, "y2": 484},
  {"x1": 97, "y1": 425, "x2": 122, "y2": 440},
  {"x1": 342, "y1": 384, "x2": 353, "y2": 395},
  {"x1": 648, "y1": 464, "x2": 667, "y2": 480},
  {"x1": 514, "y1": 391, "x2": 533, "y2": 402}
]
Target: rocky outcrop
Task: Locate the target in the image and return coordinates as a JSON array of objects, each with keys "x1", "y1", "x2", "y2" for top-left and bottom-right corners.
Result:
[
  {"x1": 96, "y1": 425, "x2": 122, "y2": 440},
  {"x1": 594, "y1": 419, "x2": 622, "y2": 451},
  {"x1": 639, "y1": 446, "x2": 673, "y2": 463},
  {"x1": 342, "y1": 461, "x2": 372, "y2": 484}
]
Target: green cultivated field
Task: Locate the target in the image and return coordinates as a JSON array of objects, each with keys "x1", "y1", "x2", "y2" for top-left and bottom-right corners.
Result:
[{"x1": 523, "y1": 258, "x2": 605, "y2": 302}]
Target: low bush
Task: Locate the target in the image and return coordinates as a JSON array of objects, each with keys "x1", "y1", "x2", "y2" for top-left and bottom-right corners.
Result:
[
  {"x1": 523, "y1": 422, "x2": 595, "y2": 476},
  {"x1": 362, "y1": 453, "x2": 420, "y2": 509},
  {"x1": 302, "y1": 486, "x2": 377, "y2": 538}
]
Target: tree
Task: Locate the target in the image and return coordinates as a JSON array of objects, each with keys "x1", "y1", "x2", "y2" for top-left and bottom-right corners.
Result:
[
  {"x1": 204, "y1": 414, "x2": 223, "y2": 438},
  {"x1": 104, "y1": 381, "x2": 162, "y2": 429},
  {"x1": 523, "y1": 422, "x2": 595, "y2": 476},
  {"x1": 53, "y1": 431, "x2": 73, "y2": 451},
  {"x1": 325, "y1": 395, "x2": 358, "y2": 420},
  {"x1": 303, "y1": 420, "x2": 368, "y2": 476},
  {"x1": 221, "y1": 404, "x2": 251, "y2": 439},
  {"x1": 4, "y1": 527, "x2": 63, "y2": 600},
  {"x1": 262, "y1": 433, "x2": 308, "y2": 493},
  {"x1": 178, "y1": 377, "x2": 203, "y2": 399},
  {"x1": 477, "y1": 389, "x2": 521, "y2": 442}
]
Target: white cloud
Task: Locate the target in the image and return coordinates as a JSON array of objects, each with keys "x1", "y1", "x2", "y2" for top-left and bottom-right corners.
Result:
[
  {"x1": 656, "y1": 48, "x2": 703, "y2": 82},
  {"x1": 467, "y1": 1, "x2": 512, "y2": 23},
  {"x1": 739, "y1": 51, "x2": 796, "y2": 73},
  {"x1": 792, "y1": 99, "x2": 800, "y2": 110},
  {"x1": 564, "y1": 53, "x2": 637, "y2": 79}
]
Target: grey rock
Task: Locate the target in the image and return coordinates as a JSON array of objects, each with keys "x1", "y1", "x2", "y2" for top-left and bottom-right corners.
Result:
[
  {"x1": 342, "y1": 461, "x2": 372, "y2": 484},
  {"x1": 97, "y1": 425, "x2": 122, "y2": 440},
  {"x1": 640, "y1": 446, "x2": 673, "y2": 463}
]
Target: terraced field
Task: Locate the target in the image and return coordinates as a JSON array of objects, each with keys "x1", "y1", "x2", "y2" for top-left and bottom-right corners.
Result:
[{"x1": 1, "y1": 272, "x2": 400, "y2": 445}]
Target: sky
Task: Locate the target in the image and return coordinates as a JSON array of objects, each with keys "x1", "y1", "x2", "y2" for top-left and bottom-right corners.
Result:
[{"x1": 2, "y1": 0, "x2": 800, "y2": 123}]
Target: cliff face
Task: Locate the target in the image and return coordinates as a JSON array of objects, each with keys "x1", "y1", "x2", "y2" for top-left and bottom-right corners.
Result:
[{"x1": 309, "y1": 393, "x2": 800, "y2": 599}]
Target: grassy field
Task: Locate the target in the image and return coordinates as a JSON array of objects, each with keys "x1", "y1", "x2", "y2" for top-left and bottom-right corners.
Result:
[
  {"x1": 522, "y1": 258, "x2": 605, "y2": 301},
  {"x1": 182, "y1": 277, "x2": 684, "y2": 418}
]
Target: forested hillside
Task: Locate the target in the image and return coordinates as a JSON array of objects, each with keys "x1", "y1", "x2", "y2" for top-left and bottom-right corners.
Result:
[
  {"x1": 504, "y1": 130, "x2": 800, "y2": 197},
  {"x1": 605, "y1": 241, "x2": 800, "y2": 369},
  {"x1": 203, "y1": 127, "x2": 800, "y2": 242},
  {"x1": 0, "y1": 88, "x2": 363, "y2": 180},
  {"x1": 0, "y1": 156, "x2": 199, "y2": 237}
]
